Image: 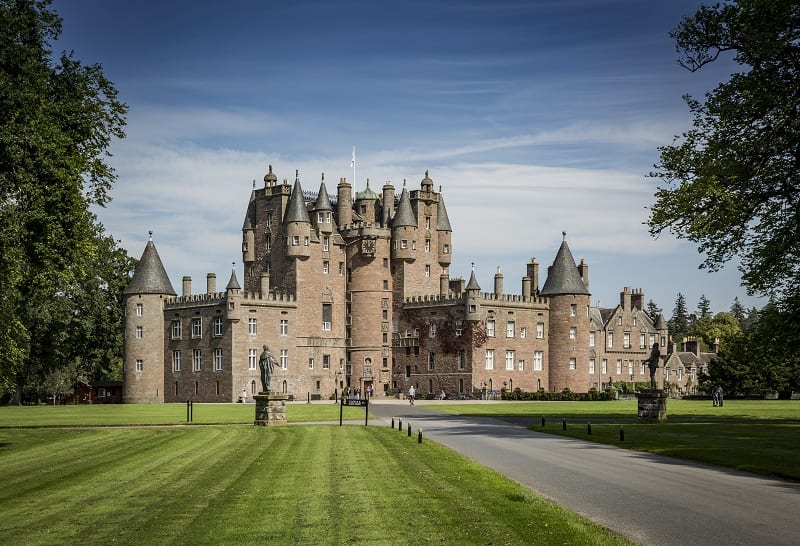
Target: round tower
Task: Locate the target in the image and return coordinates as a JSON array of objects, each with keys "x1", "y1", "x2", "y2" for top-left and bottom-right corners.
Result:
[
  {"x1": 284, "y1": 172, "x2": 311, "y2": 260},
  {"x1": 123, "y1": 233, "x2": 177, "y2": 403},
  {"x1": 539, "y1": 233, "x2": 591, "y2": 393}
]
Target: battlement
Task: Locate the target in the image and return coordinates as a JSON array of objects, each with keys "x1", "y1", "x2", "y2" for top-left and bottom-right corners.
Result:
[
  {"x1": 478, "y1": 292, "x2": 549, "y2": 305},
  {"x1": 403, "y1": 293, "x2": 465, "y2": 308},
  {"x1": 241, "y1": 291, "x2": 296, "y2": 304},
  {"x1": 164, "y1": 290, "x2": 297, "y2": 309}
]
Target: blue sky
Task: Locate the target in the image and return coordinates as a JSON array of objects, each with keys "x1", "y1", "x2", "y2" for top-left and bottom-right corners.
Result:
[{"x1": 55, "y1": 0, "x2": 760, "y2": 315}]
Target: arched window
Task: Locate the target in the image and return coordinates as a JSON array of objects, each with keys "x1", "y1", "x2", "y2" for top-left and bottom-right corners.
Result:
[
  {"x1": 251, "y1": 380, "x2": 256, "y2": 395},
  {"x1": 282, "y1": 380, "x2": 287, "y2": 394}
]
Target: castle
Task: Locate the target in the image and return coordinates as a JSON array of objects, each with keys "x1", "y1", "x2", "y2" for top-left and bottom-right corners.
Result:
[{"x1": 122, "y1": 167, "x2": 677, "y2": 403}]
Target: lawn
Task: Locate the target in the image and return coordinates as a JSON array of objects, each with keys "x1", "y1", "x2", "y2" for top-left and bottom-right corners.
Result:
[
  {"x1": 430, "y1": 399, "x2": 800, "y2": 481},
  {"x1": 0, "y1": 425, "x2": 631, "y2": 545}
]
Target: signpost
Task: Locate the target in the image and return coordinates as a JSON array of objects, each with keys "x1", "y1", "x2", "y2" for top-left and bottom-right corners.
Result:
[{"x1": 340, "y1": 396, "x2": 369, "y2": 426}]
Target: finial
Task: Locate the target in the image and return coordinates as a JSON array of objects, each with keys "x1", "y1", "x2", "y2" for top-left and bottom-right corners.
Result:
[
  {"x1": 439, "y1": 185, "x2": 442, "y2": 192},
  {"x1": 231, "y1": 261, "x2": 236, "y2": 270},
  {"x1": 295, "y1": 169, "x2": 299, "y2": 181},
  {"x1": 366, "y1": 178, "x2": 370, "y2": 187},
  {"x1": 321, "y1": 172, "x2": 325, "y2": 181},
  {"x1": 252, "y1": 179, "x2": 256, "y2": 189},
  {"x1": 496, "y1": 266, "x2": 501, "y2": 274},
  {"x1": 269, "y1": 164, "x2": 273, "y2": 174},
  {"x1": 425, "y1": 169, "x2": 429, "y2": 177},
  {"x1": 471, "y1": 262, "x2": 475, "y2": 271},
  {"x1": 562, "y1": 230, "x2": 567, "y2": 241},
  {"x1": 148, "y1": 230, "x2": 153, "y2": 241},
  {"x1": 403, "y1": 178, "x2": 407, "y2": 187}
]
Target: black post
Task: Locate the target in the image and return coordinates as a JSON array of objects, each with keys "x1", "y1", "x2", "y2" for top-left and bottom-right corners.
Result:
[
  {"x1": 190, "y1": 400, "x2": 192, "y2": 422},
  {"x1": 398, "y1": 418, "x2": 402, "y2": 431},
  {"x1": 587, "y1": 421, "x2": 592, "y2": 435},
  {"x1": 418, "y1": 428, "x2": 422, "y2": 443},
  {"x1": 339, "y1": 394, "x2": 343, "y2": 426},
  {"x1": 619, "y1": 425, "x2": 625, "y2": 441},
  {"x1": 307, "y1": 392, "x2": 310, "y2": 404},
  {"x1": 364, "y1": 397, "x2": 369, "y2": 426},
  {"x1": 186, "y1": 399, "x2": 190, "y2": 422},
  {"x1": 541, "y1": 416, "x2": 545, "y2": 427},
  {"x1": 407, "y1": 423, "x2": 411, "y2": 437},
  {"x1": 391, "y1": 417, "x2": 395, "y2": 428},
  {"x1": 562, "y1": 417, "x2": 567, "y2": 431}
]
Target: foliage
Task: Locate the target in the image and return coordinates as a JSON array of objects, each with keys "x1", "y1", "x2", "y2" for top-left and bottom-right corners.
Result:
[
  {"x1": 645, "y1": 299, "x2": 662, "y2": 322},
  {"x1": 0, "y1": 0, "x2": 130, "y2": 398},
  {"x1": 502, "y1": 387, "x2": 616, "y2": 401},
  {"x1": 688, "y1": 311, "x2": 742, "y2": 351},
  {"x1": 668, "y1": 293, "x2": 690, "y2": 343},
  {"x1": 407, "y1": 312, "x2": 487, "y2": 354},
  {"x1": 650, "y1": 0, "x2": 800, "y2": 302},
  {"x1": 697, "y1": 294, "x2": 712, "y2": 319}
]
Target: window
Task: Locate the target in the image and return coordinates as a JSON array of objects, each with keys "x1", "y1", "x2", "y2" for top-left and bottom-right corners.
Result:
[
  {"x1": 339, "y1": 359, "x2": 345, "y2": 371},
  {"x1": 533, "y1": 351, "x2": 543, "y2": 371},
  {"x1": 506, "y1": 321, "x2": 515, "y2": 338},
  {"x1": 323, "y1": 260, "x2": 329, "y2": 274},
  {"x1": 318, "y1": 212, "x2": 325, "y2": 223},
  {"x1": 266, "y1": 234, "x2": 271, "y2": 251},
  {"x1": 322, "y1": 303, "x2": 332, "y2": 331},
  {"x1": 411, "y1": 241, "x2": 416, "y2": 250},
  {"x1": 428, "y1": 352, "x2": 435, "y2": 370},
  {"x1": 485, "y1": 349, "x2": 494, "y2": 370},
  {"x1": 172, "y1": 320, "x2": 181, "y2": 340},
  {"x1": 136, "y1": 326, "x2": 143, "y2": 339},
  {"x1": 520, "y1": 327, "x2": 526, "y2": 339},
  {"x1": 600, "y1": 359, "x2": 607, "y2": 374},
  {"x1": 518, "y1": 359, "x2": 524, "y2": 371},
  {"x1": 292, "y1": 235, "x2": 299, "y2": 246},
  {"x1": 569, "y1": 357, "x2": 576, "y2": 370},
  {"x1": 425, "y1": 239, "x2": 430, "y2": 252},
  {"x1": 506, "y1": 350, "x2": 515, "y2": 370},
  {"x1": 304, "y1": 236, "x2": 309, "y2": 246},
  {"x1": 589, "y1": 331, "x2": 595, "y2": 347},
  {"x1": 425, "y1": 217, "x2": 431, "y2": 229},
  {"x1": 214, "y1": 317, "x2": 223, "y2": 336},
  {"x1": 323, "y1": 355, "x2": 330, "y2": 370},
  {"x1": 267, "y1": 211, "x2": 273, "y2": 225},
  {"x1": 280, "y1": 320, "x2": 288, "y2": 336},
  {"x1": 383, "y1": 258, "x2": 389, "y2": 268},
  {"x1": 248, "y1": 318, "x2": 257, "y2": 335},
  {"x1": 339, "y1": 262, "x2": 344, "y2": 276},
  {"x1": 309, "y1": 358, "x2": 314, "y2": 370},
  {"x1": 280, "y1": 349, "x2": 288, "y2": 370},
  {"x1": 455, "y1": 320, "x2": 463, "y2": 337},
  {"x1": 628, "y1": 360, "x2": 633, "y2": 376},
  {"x1": 589, "y1": 359, "x2": 596, "y2": 374},
  {"x1": 649, "y1": 334, "x2": 656, "y2": 347},
  {"x1": 429, "y1": 323, "x2": 437, "y2": 337},
  {"x1": 616, "y1": 360, "x2": 622, "y2": 374},
  {"x1": 383, "y1": 280, "x2": 389, "y2": 290},
  {"x1": 458, "y1": 351, "x2": 465, "y2": 370},
  {"x1": 641, "y1": 362, "x2": 646, "y2": 375},
  {"x1": 401, "y1": 240, "x2": 408, "y2": 249},
  {"x1": 623, "y1": 332, "x2": 631, "y2": 349},
  {"x1": 569, "y1": 327, "x2": 576, "y2": 340},
  {"x1": 248, "y1": 349, "x2": 257, "y2": 370},
  {"x1": 486, "y1": 320, "x2": 495, "y2": 337},
  {"x1": 214, "y1": 348, "x2": 223, "y2": 371},
  {"x1": 193, "y1": 349, "x2": 202, "y2": 372},
  {"x1": 607, "y1": 332, "x2": 613, "y2": 348},
  {"x1": 192, "y1": 318, "x2": 202, "y2": 338},
  {"x1": 443, "y1": 244, "x2": 449, "y2": 254},
  {"x1": 136, "y1": 303, "x2": 143, "y2": 317},
  {"x1": 172, "y1": 351, "x2": 181, "y2": 372},
  {"x1": 570, "y1": 304, "x2": 577, "y2": 316},
  {"x1": 640, "y1": 333, "x2": 646, "y2": 349},
  {"x1": 618, "y1": 316, "x2": 623, "y2": 326},
  {"x1": 136, "y1": 359, "x2": 143, "y2": 372},
  {"x1": 536, "y1": 322, "x2": 544, "y2": 338},
  {"x1": 425, "y1": 265, "x2": 430, "y2": 277}
]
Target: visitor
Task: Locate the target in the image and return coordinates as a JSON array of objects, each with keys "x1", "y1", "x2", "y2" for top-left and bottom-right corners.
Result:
[{"x1": 408, "y1": 385, "x2": 415, "y2": 405}]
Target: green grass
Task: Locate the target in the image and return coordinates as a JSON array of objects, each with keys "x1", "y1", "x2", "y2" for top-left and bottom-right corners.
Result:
[
  {"x1": 0, "y1": 402, "x2": 368, "y2": 426},
  {"x1": 431, "y1": 399, "x2": 800, "y2": 481},
  {"x1": 0, "y1": 426, "x2": 631, "y2": 545}
]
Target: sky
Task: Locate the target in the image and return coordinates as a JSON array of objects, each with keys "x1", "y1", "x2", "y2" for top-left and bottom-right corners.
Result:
[{"x1": 53, "y1": 0, "x2": 761, "y2": 315}]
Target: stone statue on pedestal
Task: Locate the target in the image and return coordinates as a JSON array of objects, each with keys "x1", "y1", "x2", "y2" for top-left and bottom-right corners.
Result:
[
  {"x1": 644, "y1": 342, "x2": 661, "y2": 391},
  {"x1": 259, "y1": 344, "x2": 275, "y2": 393}
]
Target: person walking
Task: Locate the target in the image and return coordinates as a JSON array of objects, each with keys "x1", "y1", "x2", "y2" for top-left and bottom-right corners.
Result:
[{"x1": 408, "y1": 385, "x2": 415, "y2": 405}]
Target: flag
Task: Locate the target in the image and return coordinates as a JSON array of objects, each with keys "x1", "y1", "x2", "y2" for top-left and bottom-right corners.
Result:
[{"x1": 351, "y1": 146, "x2": 355, "y2": 168}]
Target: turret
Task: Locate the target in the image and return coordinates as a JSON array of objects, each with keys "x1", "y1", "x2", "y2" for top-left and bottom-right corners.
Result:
[
  {"x1": 392, "y1": 184, "x2": 417, "y2": 262},
  {"x1": 436, "y1": 188, "x2": 452, "y2": 267},
  {"x1": 465, "y1": 264, "x2": 482, "y2": 322},
  {"x1": 381, "y1": 181, "x2": 395, "y2": 226},
  {"x1": 355, "y1": 180, "x2": 380, "y2": 223},
  {"x1": 313, "y1": 176, "x2": 334, "y2": 234},
  {"x1": 285, "y1": 172, "x2": 311, "y2": 259},
  {"x1": 122, "y1": 232, "x2": 177, "y2": 403},
  {"x1": 206, "y1": 273, "x2": 217, "y2": 294},
  {"x1": 337, "y1": 177, "x2": 352, "y2": 228},
  {"x1": 494, "y1": 266, "x2": 503, "y2": 296},
  {"x1": 225, "y1": 263, "x2": 241, "y2": 322},
  {"x1": 241, "y1": 188, "x2": 256, "y2": 271}
]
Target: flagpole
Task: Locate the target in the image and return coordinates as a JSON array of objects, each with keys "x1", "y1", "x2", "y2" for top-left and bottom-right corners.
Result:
[{"x1": 351, "y1": 145, "x2": 356, "y2": 186}]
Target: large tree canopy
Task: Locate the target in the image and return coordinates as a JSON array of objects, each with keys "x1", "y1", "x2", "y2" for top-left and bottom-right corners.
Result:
[
  {"x1": 0, "y1": 0, "x2": 130, "y2": 399},
  {"x1": 649, "y1": 0, "x2": 800, "y2": 304}
]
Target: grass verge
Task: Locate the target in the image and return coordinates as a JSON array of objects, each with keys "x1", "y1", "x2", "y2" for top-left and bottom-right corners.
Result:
[{"x1": 0, "y1": 426, "x2": 632, "y2": 545}]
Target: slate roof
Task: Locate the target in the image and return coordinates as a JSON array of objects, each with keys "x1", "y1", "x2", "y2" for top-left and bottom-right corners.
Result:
[
  {"x1": 392, "y1": 187, "x2": 417, "y2": 227},
  {"x1": 465, "y1": 269, "x2": 481, "y2": 291},
  {"x1": 314, "y1": 182, "x2": 333, "y2": 211},
  {"x1": 355, "y1": 180, "x2": 379, "y2": 201},
  {"x1": 539, "y1": 238, "x2": 590, "y2": 296},
  {"x1": 284, "y1": 177, "x2": 310, "y2": 224},
  {"x1": 436, "y1": 194, "x2": 452, "y2": 231},
  {"x1": 124, "y1": 238, "x2": 177, "y2": 295},
  {"x1": 655, "y1": 313, "x2": 668, "y2": 330},
  {"x1": 225, "y1": 267, "x2": 241, "y2": 290}
]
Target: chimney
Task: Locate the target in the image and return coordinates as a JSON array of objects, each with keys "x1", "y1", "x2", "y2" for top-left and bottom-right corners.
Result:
[
  {"x1": 494, "y1": 266, "x2": 503, "y2": 296},
  {"x1": 527, "y1": 258, "x2": 539, "y2": 293},
  {"x1": 206, "y1": 273, "x2": 217, "y2": 294},
  {"x1": 578, "y1": 258, "x2": 589, "y2": 291},
  {"x1": 621, "y1": 287, "x2": 632, "y2": 310},
  {"x1": 631, "y1": 288, "x2": 644, "y2": 310},
  {"x1": 522, "y1": 276, "x2": 531, "y2": 299},
  {"x1": 260, "y1": 272, "x2": 270, "y2": 296},
  {"x1": 439, "y1": 272, "x2": 449, "y2": 296},
  {"x1": 182, "y1": 276, "x2": 191, "y2": 297}
]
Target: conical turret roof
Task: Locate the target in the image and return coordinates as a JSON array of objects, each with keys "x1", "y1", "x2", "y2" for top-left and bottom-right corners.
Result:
[
  {"x1": 314, "y1": 181, "x2": 333, "y2": 211},
  {"x1": 466, "y1": 268, "x2": 481, "y2": 291},
  {"x1": 654, "y1": 313, "x2": 668, "y2": 330},
  {"x1": 539, "y1": 235, "x2": 590, "y2": 296},
  {"x1": 226, "y1": 265, "x2": 241, "y2": 290},
  {"x1": 284, "y1": 174, "x2": 310, "y2": 224},
  {"x1": 436, "y1": 193, "x2": 452, "y2": 231},
  {"x1": 392, "y1": 186, "x2": 417, "y2": 227},
  {"x1": 124, "y1": 236, "x2": 177, "y2": 295}
]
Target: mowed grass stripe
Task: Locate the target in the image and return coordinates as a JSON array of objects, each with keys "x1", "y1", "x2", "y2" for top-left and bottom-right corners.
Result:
[{"x1": 0, "y1": 426, "x2": 632, "y2": 545}]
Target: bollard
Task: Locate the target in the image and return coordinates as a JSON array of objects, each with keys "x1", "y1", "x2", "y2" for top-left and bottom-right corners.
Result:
[
  {"x1": 391, "y1": 417, "x2": 395, "y2": 428},
  {"x1": 562, "y1": 417, "x2": 567, "y2": 431},
  {"x1": 408, "y1": 423, "x2": 412, "y2": 437},
  {"x1": 587, "y1": 421, "x2": 592, "y2": 435},
  {"x1": 418, "y1": 428, "x2": 423, "y2": 443},
  {"x1": 398, "y1": 418, "x2": 402, "y2": 431},
  {"x1": 307, "y1": 392, "x2": 310, "y2": 404},
  {"x1": 541, "y1": 416, "x2": 545, "y2": 428},
  {"x1": 619, "y1": 426, "x2": 625, "y2": 442}
]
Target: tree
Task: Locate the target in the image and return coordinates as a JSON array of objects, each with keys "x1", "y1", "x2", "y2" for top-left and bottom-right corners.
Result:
[
  {"x1": 668, "y1": 293, "x2": 690, "y2": 343},
  {"x1": 645, "y1": 299, "x2": 662, "y2": 322},
  {"x1": 648, "y1": 0, "x2": 800, "y2": 308},
  {"x1": 0, "y1": 0, "x2": 129, "y2": 400},
  {"x1": 697, "y1": 295, "x2": 712, "y2": 319},
  {"x1": 730, "y1": 297, "x2": 747, "y2": 326}
]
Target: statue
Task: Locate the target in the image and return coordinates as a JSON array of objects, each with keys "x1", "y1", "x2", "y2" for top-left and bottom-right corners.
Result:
[
  {"x1": 644, "y1": 342, "x2": 661, "y2": 390},
  {"x1": 259, "y1": 344, "x2": 275, "y2": 393}
]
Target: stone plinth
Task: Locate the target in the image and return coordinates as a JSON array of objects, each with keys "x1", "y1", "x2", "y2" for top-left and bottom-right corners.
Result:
[
  {"x1": 637, "y1": 391, "x2": 667, "y2": 423},
  {"x1": 254, "y1": 393, "x2": 288, "y2": 426}
]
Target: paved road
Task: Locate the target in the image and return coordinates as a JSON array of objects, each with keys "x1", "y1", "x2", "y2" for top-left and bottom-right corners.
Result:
[{"x1": 368, "y1": 400, "x2": 800, "y2": 546}]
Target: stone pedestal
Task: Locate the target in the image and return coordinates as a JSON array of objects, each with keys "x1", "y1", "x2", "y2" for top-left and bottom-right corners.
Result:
[
  {"x1": 637, "y1": 391, "x2": 667, "y2": 423},
  {"x1": 254, "y1": 393, "x2": 288, "y2": 426}
]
